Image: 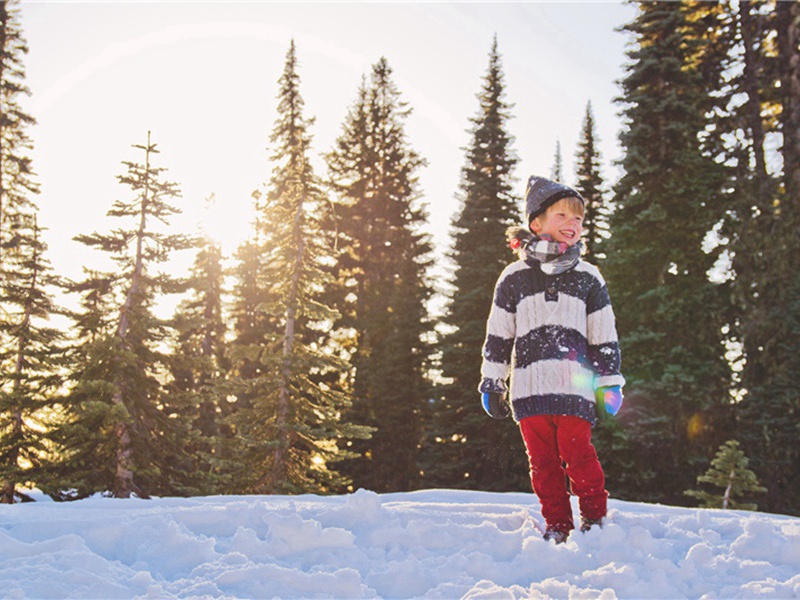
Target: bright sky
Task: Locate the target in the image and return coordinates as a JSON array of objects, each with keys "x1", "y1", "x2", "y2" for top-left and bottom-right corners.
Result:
[{"x1": 21, "y1": 1, "x2": 636, "y2": 286}]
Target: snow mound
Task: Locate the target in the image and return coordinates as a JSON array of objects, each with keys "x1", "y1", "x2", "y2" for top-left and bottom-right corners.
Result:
[{"x1": 1, "y1": 488, "x2": 798, "y2": 598}]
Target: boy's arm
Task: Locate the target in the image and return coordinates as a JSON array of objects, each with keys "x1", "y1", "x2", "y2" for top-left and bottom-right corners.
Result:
[
  {"x1": 479, "y1": 274, "x2": 516, "y2": 394},
  {"x1": 586, "y1": 275, "x2": 625, "y2": 391}
]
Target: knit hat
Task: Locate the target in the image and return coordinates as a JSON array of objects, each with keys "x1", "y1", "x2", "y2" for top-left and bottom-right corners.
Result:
[{"x1": 525, "y1": 175, "x2": 584, "y2": 227}]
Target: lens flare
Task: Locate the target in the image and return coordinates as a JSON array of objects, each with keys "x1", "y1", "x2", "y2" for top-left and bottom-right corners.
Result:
[
  {"x1": 687, "y1": 413, "x2": 704, "y2": 440},
  {"x1": 571, "y1": 371, "x2": 594, "y2": 390}
]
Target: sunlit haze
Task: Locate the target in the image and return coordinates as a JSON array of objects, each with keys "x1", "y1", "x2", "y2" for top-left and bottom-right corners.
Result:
[{"x1": 21, "y1": 1, "x2": 636, "y2": 289}]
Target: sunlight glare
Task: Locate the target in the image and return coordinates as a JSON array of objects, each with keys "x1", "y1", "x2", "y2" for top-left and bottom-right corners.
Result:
[{"x1": 196, "y1": 193, "x2": 255, "y2": 255}]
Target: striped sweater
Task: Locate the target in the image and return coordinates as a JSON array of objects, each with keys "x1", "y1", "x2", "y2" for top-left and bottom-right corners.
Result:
[{"x1": 480, "y1": 257, "x2": 625, "y2": 425}]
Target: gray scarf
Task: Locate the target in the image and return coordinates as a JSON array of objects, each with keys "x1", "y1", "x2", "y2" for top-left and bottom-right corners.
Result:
[{"x1": 507, "y1": 227, "x2": 583, "y2": 275}]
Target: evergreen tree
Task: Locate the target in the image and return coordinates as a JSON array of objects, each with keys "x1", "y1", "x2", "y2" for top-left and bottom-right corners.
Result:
[
  {"x1": 572, "y1": 101, "x2": 634, "y2": 493},
  {"x1": 778, "y1": 1, "x2": 800, "y2": 196},
  {"x1": 0, "y1": 217, "x2": 65, "y2": 503},
  {"x1": 423, "y1": 39, "x2": 525, "y2": 491},
  {"x1": 550, "y1": 139, "x2": 563, "y2": 182},
  {"x1": 603, "y1": 1, "x2": 733, "y2": 505},
  {"x1": 0, "y1": 0, "x2": 37, "y2": 270},
  {"x1": 574, "y1": 101, "x2": 610, "y2": 259},
  {"x1": 52, "y1": 133, "x2": 195, "y2": 499},
  {"x1": 0, "y1": 0, "x2": 66, "y2": 503},
  {"x1": 685, "y1": 440, "x2": 766, "y2": 510},
  {"x1": 224, "y1": 190, "x2": 282, "y2": 489},
  {"x1": 227, "y1": 192, "x2": 279, "y2": 389},
  {"x1": 228, "y1": 42, "x2": 369, "y2": 495},
  {"x1": 721, "y1": 0, "x2": 800, "y2": 515},
  {"x1": 166, "y1": 229, "x2": 229, "y2": 494},
  {"x1": 326, "y1": 57, "x2": 433, "y2": 492}
]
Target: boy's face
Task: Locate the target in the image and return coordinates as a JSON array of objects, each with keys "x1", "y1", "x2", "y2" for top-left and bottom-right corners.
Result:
[{"x1": 530, "y1": 198, "x2": 584, "y2": 246}]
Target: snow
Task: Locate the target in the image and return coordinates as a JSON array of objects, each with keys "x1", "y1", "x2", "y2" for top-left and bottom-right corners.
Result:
[{"x1": 1, "y1": 489, "x2": 799, "y2": 599}]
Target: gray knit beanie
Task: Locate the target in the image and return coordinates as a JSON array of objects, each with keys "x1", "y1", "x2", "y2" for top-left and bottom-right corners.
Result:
[{"x1": 525, "y1": 175, "x2": 584, "y2": 228}]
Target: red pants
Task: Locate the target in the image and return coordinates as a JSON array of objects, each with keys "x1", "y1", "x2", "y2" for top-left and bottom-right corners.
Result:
[{"x1": 519, "y1": 415, "x2": 608, "y2": 533}]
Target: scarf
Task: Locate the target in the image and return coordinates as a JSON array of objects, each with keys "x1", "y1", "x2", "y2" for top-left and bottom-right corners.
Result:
[{"x1": 507, "y1": 227, "x2": 583, "y2": 275}]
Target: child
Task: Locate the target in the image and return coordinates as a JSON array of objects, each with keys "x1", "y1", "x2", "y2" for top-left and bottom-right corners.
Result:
[{"x1": 479, "y1": 175, "x2": 625, "y2": 544}]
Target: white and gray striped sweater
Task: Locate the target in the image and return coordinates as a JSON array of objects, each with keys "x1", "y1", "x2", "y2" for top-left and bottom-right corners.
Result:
[{"x1": 480, "y1": 257, "x2": 625, "y2": 425}]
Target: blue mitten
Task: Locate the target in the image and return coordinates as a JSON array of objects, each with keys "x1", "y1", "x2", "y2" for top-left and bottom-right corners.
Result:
[
  {"x1": 596, "y1": 386, "x2": 623, "y2": 419},
  {"x1": 479, "y1": 378, "x2": 511, "y2": 419},
  {"x1": 481, "y1": 392, "x2": 511, "y2": 419}
]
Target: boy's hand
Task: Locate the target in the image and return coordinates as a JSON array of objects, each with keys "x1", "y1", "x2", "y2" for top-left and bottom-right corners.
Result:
[
  {"x1": 596, "y1": 386, "x2": 623, "y2": 419},
  {"x1": 481, "y1": 392, "x2": 511, "y2": 419}
]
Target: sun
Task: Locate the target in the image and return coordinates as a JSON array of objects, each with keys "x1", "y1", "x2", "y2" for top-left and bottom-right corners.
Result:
[{"x1": 193, "y1": 193, "x2": 256, "y2": 256}]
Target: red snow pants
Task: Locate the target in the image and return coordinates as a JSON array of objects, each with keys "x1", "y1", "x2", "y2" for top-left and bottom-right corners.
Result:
[{"x1": 519, "y1": 414, "x2": 608, "y2": 533}]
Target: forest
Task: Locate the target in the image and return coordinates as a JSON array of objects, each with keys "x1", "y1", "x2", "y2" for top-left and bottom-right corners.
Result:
[{"x1": 1, "y1": 0, "x2": 798, "y2": 517}]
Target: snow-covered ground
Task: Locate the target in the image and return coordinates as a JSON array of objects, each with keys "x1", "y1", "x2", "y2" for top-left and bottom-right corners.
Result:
[{"x1": 1, "y1": 488, "x2": 798, "y2": 599}]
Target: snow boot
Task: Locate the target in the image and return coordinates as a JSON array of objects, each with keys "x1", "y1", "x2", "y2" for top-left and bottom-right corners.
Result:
[
  {"x1": 579, "y1": 516, "x2": 604, "y2": 533},
  {"x1": 543, "y1": 529, "x2": 569, "y2": 544}
]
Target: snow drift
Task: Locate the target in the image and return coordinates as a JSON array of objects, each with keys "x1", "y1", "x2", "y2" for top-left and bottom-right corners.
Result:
[{"x1": 1, "y1": 488, "x2": 798, "y2": 598}]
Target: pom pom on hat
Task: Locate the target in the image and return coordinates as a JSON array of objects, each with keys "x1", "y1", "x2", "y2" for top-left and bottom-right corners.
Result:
[
  {"x1": 525, "y1": 176, "x2": 584, "y2": 228},
  {"x1": 506, "y1": 226, "x2": 533, "y2": 252}
]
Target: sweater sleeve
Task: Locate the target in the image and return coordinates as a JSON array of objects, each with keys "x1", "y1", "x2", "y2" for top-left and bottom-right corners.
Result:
[
  {"x1": 479, "y1": 271, "x2": 516, "y2": 394},
  {"x1": 586, "y1": 271, "x2": 626, "y2": 390}
]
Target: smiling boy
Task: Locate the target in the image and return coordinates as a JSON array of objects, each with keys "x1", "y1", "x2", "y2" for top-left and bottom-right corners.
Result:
[{"x1": 479, "y1": 175, "x2": 625, "y2": 544}]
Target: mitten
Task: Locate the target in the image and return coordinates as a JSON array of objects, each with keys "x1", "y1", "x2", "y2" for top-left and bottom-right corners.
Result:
[
  {"x1": 596, "y1": 386, "x2": 623, "y2": 419},
  {"x1": 479, "y1": 378, "x2": 511, "y2": 420},
  {"x1": 481, "y1": 391, "x2": 511, "y2": 420}
]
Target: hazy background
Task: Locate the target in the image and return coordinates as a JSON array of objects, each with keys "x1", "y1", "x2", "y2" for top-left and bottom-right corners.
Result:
[{"x1": 21, "y1": 1, "x2": 636, "y2": 283}]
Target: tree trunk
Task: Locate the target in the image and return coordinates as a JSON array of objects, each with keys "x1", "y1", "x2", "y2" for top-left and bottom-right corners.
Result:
[
  {"x1": 722, "y1": 469, "x2": 736, "y2": 510},
  {"x1": 739, "y1": 1, "x2": 771, "y2": 201},
  {"x1": 777, "y1": 0, "x2": 800, "y2": 200},
  {"x1": 1, "y1": 222, "x2": 39, "y2": 504},
  {"x1": 268, "y1": 187, "x2": 306, "y2": 492},
  {"x1": 0, "y1": 0, "x2": 8, "y2": 266},
  {"x1": 112, "y1": 133, "x2": 152, "y2": 499}
]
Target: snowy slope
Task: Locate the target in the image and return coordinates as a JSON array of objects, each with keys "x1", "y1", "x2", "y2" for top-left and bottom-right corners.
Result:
[{"x1": 1, "y1": 488, "x2": 798, "y2": 599}]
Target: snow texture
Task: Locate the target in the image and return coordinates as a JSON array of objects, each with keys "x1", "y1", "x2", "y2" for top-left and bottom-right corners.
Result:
[{"x1": 1, "y1": 488, "x2": 798, "y2": 599}]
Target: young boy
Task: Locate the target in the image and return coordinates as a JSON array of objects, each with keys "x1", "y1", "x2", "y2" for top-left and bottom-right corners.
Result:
[{"x1": 479, "y1": 175, "x2": 625, "y2": 544}]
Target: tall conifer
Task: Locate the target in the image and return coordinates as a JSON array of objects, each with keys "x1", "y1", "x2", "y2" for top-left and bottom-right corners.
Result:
[
  {"x1": 423, "y1": 39, "x2": 524, "y2": 490},
  {"x1": 574, "y1": 102, "x2": 609, "y2": 259},
  {"x1": 53, "y1": 134, "x2": 195, "y2": 499},
  {"x1": 326, "y1": 57, "x2": 432, "y2": 492},
  {"x1": 721, "y1": 0, "x2": 800, "y2": 515},
  {"x1": 0, "y1": 0, "x2": 36, "y2": 270},
  {"x1": 0, "y1": 0, "x2": 65, "y2": 503},
  {"x1": 604, "y1": 1, "x2": 732, "y2": 504},
  {"x1": 0, "y1": 218, "x2": 65, "y2": 502},
  {"x1": 167, "y1": 230, "x2": 228, "y2": 494},
  {"x1": 550, "y1": 139, "x2": 563, "y2": 182},
  {"x1": 228, "y1": 42, "x2": 369, "y2": 495}
]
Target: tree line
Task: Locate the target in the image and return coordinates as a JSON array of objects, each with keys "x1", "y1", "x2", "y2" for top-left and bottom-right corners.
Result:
[{"x1": 1, "y1": 0, "x2": 798, "y2": 516}]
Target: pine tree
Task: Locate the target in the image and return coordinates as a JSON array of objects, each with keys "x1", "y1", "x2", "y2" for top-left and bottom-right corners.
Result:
[
  {"x1": 326, "y1": 57, "x2": 433, "y2": 492},
  {"x1": 685, "y1": 440, "x2": 766, "y2": 510},
  {"x1": 603, "y1": 1, "x2": 733, "y2": 504},
  {"x1": 0, "y1": 217, "x2": 66, "y2": 503},
  {"x1": 423, "y1": 38, "x2": 525, "y2": 491},
  {"x1": 574, "y1": 101, "x2": 610, "y2": 259},
  {"x1": 0, "y1": 0, "x2": 37, "y2": 270},
  {"x1": 166, "y1": 228, "x2": 229, "y2": 494},
  {"x1": 722, "y1": 0, "x2": 800, "y2": 516},
  {"x1": 778, "y1": 1, "x2": 800, "y2": 196},
  {"x1": 0, "y1": 0, "x2": 66, "y2": 503},
  {"x1": 550, "y1": 139, "x2": 563, "y2": 182},
  {"x1": 228, "y1": 42, "x2": 369, "y2": 495},
  {"x1": 52, "y1": 133, "x2": 195, "y2": 499},
  {"x1": 224, "y1": 189, "x2": 281, "y2": 488}
]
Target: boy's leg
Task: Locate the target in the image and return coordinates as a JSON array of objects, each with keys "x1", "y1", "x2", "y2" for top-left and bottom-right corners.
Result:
[
  {"x1": 555, "y1": 415, "x2": 608, "y2": 522},
  {"x1": 519, "y1": 416, "x2": 574, "y2": 534}
]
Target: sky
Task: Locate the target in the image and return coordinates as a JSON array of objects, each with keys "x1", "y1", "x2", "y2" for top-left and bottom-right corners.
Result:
[
  {"x1": 19, "y1": 1, "x2": 637, "y2": 291},
  {"x1": 2, "y1": 487, "x2": 799, "y2": 598}
]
